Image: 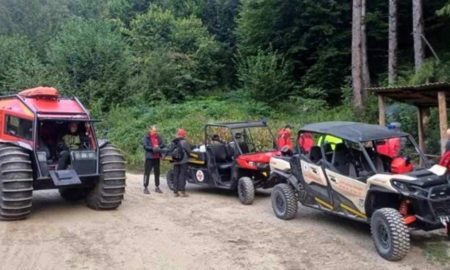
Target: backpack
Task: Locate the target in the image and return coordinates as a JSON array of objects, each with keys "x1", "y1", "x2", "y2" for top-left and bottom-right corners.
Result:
[{"x1": 171, "y1": 140, "x2": 185, "y2": 161}]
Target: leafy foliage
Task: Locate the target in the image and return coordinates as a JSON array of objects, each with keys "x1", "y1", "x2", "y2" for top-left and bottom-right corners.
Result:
[{"x1": 47, "y1": 19, "x2": 132, "y2": 109}]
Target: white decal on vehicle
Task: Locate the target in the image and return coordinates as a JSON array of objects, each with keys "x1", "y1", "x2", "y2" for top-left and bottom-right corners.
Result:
[{"x1": 196, "y1": 170, "x2": 205, "y2": 182}]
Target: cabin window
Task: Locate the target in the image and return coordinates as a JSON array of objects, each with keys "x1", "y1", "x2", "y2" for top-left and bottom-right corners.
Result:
[{"x1": 5, "y1": 115, "x2": 33, "y2": 140}]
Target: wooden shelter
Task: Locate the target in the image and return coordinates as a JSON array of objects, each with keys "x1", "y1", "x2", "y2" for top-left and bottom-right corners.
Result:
[{"x1": 368, "y1": 82, "x2": 450, "y2": 155}]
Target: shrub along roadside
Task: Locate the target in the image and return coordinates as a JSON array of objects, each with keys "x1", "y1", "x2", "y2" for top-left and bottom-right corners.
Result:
[{"x1": 95, "y1": 95, "x2": 356, "y2": 172}]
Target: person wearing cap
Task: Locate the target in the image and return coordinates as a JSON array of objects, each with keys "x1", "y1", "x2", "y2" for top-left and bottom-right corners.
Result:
[
  {"x1": 277, "y1": 124, "x2": 294, "y2": 150},
  {"x1": 171, "y1": 129, "x2": 191, "y2": 197},
  {"x1": 142, "y1": 125, "x2": 166, "y2": 194}
]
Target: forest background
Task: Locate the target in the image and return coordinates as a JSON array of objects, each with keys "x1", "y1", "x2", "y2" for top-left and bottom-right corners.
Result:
[{"x1": 1, "y1": 0, "x2": 450, "y2": 170}]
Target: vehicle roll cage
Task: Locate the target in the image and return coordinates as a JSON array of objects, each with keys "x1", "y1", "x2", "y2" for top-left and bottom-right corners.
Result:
[
  {"x1": 296, "y1": 130, "x2": 431, "y2": 174},
  {"x1": 204, "y1": 122, "x2": 276, "y2": 156},
  {"x1": 0, "y1": 93, "x2": 101, "y2": 178}
]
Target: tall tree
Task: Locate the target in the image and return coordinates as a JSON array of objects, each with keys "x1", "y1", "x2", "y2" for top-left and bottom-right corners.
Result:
[
  {"x1": 413, "y1": 0, "x2": 425, "y2": 73},
  {"x1": 352, "y1": 0, "x2": 363, "y2": 107},
  {"x1": 388, "y1": 0, "x2": 398, "y2": 85},
  {"x1": 361, "y1": 0, "x2": 370, "y2": 90}
]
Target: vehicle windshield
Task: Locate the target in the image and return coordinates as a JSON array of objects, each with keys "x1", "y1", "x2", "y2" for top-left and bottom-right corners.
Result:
[
  {"x1": 231, "y1": 127, "x2": 276, "y2": 154},
  {"x1": 205, "y1": 125, "x2": 276, "y2": 155},
  {"x1": 370, "y1": 135, "x2": 428, "y2": 172}
]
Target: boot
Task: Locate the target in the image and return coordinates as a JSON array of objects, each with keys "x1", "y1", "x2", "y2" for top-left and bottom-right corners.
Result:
[
  {"x1": 174, "y1": 192, "x2": 180, "y2": 198},
  {"x1": 143, "y1": 187, "x2": 150, "y2": 194},
  {"x1": 180, "y1": 191, "x2": 189, "y2": 197}
]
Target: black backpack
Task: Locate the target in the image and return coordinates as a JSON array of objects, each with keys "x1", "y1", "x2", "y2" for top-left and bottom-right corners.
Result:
[{"x1": 171, "y1": 140, "x2": 185, "y2": 161}]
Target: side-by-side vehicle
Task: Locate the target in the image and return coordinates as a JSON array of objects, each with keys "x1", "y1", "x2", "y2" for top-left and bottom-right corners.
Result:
[
  {"x1": 269, "y1": 122, "x2": 450, "y2": 261},
  {"x1": 165, "y1": 122, "x2": 280, "y2": 204}
]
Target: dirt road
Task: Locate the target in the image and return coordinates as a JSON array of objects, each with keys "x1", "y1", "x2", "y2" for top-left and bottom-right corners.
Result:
[{"x1": 0, "y1": 174, "x2": 449, "y2": 270}]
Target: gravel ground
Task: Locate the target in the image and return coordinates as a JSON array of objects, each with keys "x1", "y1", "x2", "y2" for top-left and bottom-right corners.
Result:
[{"x1": 0, "y1": 173, "x2": 449, "y2": 270}]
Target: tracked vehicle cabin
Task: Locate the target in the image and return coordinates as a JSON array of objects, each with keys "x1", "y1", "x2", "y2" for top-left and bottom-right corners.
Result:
[{"x1": 368, "y1": 82, "x2": 450, "y2": 156}]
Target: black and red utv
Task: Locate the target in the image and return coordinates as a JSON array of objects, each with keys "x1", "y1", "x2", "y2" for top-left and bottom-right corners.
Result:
[{"x1": 165, "y1": 122, "x2": 281, "y2": 204}]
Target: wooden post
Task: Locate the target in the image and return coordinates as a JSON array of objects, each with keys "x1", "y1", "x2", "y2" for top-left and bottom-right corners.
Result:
[
  {"x1": 417, "y1": 107, "x2": 426, "y2": 154},
  {"x1": 438, "y1": 91, "x2": 448, "y2": 155},
  {"x1": 378, "y1": 95, "x2": 386, "y2": 126}
]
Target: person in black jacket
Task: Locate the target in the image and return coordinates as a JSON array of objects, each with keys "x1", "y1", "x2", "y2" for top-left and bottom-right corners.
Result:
[
  {"x1": 171, "y1": 129, "x2": 191, "y2": 197},
  {"x1": 142, "y1": 126, "x2": 166, "y2": 194}
]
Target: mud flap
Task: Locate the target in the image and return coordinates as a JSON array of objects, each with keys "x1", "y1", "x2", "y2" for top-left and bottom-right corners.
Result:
[{"x1": 49, "y1": 170, "x2": 82, "y2": 186}]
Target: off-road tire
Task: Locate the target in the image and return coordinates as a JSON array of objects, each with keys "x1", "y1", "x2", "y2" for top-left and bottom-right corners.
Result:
[
  {"x1": 0, "y1": 144, "x2": 33, "y2": 221},
  {"x1": 59, "y1": 188, "x2": 89, "y2": 202},
  {"x1": 271, "y1": 183, "x2": 298, "y2": 220},
  {"x1": 167, "y1": 169, "x2": 174, "y2": 191},
  {"x1": 371, "y1": 208, "x2": 410, "y2": 261},
  {"x1": 238, "y1": 177, "x2": 254, "y2": 205},
  {"x1": 86, "y1": 143, "x2": 126, "y2": 210}
]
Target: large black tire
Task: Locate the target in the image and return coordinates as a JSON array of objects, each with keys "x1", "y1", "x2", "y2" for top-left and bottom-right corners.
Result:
[
  {"x1": 371, "y1": 208, "x2": 410, "y2": 261},
  {"x1": 86, "y1": 143, "x2": 126, "y2": 210},
  {"x1": 271, "y1": 183, "x2": 298, "y2": 220},
  {"x1": 59, "y1": 188, "x2": 89, "y2": 202},
  {"x1": 0, "y1": 144, "x2": 33, "y2": 221},
  {"x1": 238, "y1": 177, "x2": 255, "y2": 205},
  {"x1": 167, "y1": 169, "x2": 174, "y2": 191}
]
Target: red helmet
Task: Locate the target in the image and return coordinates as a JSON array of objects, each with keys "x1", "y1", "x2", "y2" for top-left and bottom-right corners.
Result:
[{"x1": 391, "y1": 157, "x2": 413, "y2": 174}]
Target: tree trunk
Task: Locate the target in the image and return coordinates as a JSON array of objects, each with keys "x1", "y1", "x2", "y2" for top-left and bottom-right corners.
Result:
[
  {"x1": 388, "y1": 0, "x2": 398, "y2": 85},
  {"x1": 361, "y1": 0, "x2": 370, "y2": 91},
  {"x1": 413, "y1": 0, "x2": 425, "y2": 73},
  {"x1": 352, "y1": 0, "x2": 363, "y2": 108}
]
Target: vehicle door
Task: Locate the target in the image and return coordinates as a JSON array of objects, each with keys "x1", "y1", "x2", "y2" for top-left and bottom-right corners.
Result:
[
  {"x1": 297, "y1": 132, "x2": 334, "y2": 208},
  {"x1": 322, "y1": 140, "x2": 371, "y2": 219}
]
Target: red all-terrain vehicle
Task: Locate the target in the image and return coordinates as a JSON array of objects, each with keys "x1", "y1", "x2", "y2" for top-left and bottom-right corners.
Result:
[
  {"x1": 165, "y1": 122, "x2": 281, "y2": 204},
  {"x1": 0, "y1": 87, "x2": 126, "y2": 221}
]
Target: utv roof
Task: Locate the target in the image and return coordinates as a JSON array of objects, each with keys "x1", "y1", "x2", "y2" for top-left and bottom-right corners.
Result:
[
  {"x1": 300, "y1": 121, "x2": 409, "y2": 142},
  {"x1": 206, "y1": 121, "x2": 268, "y2": 129},
  {"x1": 0, "y1": 87, "x2": 89, "y2": 119}
]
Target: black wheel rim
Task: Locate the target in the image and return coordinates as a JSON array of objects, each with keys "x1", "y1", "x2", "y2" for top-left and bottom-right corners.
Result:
[
  {"x1": 377, "y1": 221, "x2": 391, "y2": 250},
  {"x1": 275, "y1": 192, "x2": 286, "y2": 214}
]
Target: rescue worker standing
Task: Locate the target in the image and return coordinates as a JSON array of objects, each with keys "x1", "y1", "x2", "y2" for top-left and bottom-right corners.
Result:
[
  {"x1": 142, "y1": 126, "x2": 166, "y2": 194},
  {"x1": 277, "y1": 124, "x2": 294, "y2": 150},
  {"x1": 171, "y1": 129, "x2": 191, "y2": 198}
]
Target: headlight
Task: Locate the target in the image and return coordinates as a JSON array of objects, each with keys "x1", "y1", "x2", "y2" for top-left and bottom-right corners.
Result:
[
  {"x1": 248, "y1": 161, "x2": 268, "y2": 169},
  {"x1": 391, "y1": 180, "x2": 410, "y2": 191}
]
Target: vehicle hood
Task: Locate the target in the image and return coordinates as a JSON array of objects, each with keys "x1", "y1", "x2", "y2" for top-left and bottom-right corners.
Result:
[
  {"x1": 238, "y1": 151, "x2": 280, "y2": 163},
  {"x1": 390, "y1": 165, "x2": 448, "y2": 187}
]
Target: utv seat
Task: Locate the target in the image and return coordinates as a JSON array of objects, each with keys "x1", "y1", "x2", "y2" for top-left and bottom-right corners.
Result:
[
  {"x1": 323, "y1": 143, "x2": 334, "y2": 162},
  {"x1": 332, "y1": 143, "x2": 357, "y2": 177},
  {"x1": 211, "y1": 143, "x2": 233, "y2": 171},
  {"x1": 308, "y1": 146, "x2": 322, "y2": 164}
]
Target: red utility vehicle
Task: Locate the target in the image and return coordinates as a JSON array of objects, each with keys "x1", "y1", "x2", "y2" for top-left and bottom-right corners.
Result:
[
  {"x1": 165, "y1": 122, "x2": 281, "y2": 204},
  {"x1": 0, "y1": 87, "x2": 126, "y2": 221}
]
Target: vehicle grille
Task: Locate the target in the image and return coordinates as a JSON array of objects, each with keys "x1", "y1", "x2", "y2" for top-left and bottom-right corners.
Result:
[{"x1": 431, "y1": 200, "x2": 450, "y2": 217}]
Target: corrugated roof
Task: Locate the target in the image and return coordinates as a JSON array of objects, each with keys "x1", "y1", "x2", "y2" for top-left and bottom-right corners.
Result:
[
  {"x1": 367, "y1": 82, "x2": 450, "y2": 92},
  {"x1": 366, "y1": 82, "x2": 450, "y2": 107}
]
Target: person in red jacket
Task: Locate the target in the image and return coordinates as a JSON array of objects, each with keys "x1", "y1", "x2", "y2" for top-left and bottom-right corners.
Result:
[{"x1": 277, "y1": 124, "x2": 294, "y2": 150}]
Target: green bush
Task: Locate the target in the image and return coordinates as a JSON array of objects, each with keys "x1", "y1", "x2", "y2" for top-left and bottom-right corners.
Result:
[
  {"x1": 47, "y1": 18, "x2": 132, "y2": 109},
  {"x1": 237, "y1": 48, "x2": 295, "y2": 104},
  {"x1": 129, "y1": 5, "x2": 223, "y2": 101},
  {"x1": 0, "y1": 36, "x2": 50, "y2": 94}
]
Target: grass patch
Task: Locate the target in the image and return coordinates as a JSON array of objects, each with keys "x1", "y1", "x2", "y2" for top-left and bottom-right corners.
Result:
[{"x1": 419, "y1": 240, "x2": 450, "y2": 265}]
